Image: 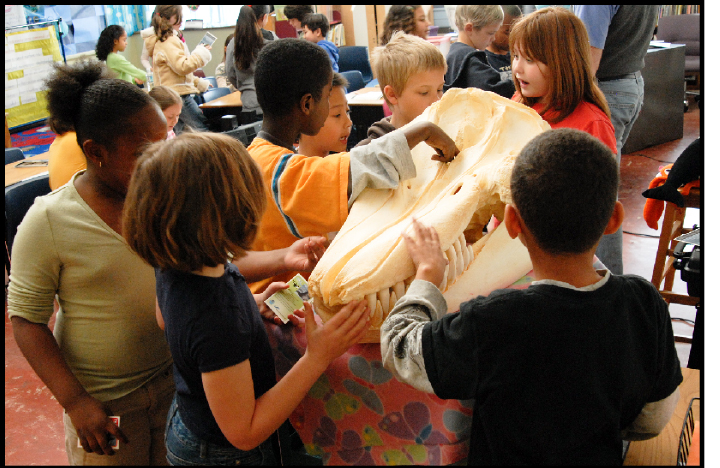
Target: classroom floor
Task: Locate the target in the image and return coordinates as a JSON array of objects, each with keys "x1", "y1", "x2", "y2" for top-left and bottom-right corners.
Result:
[{"x1": 5, "y1": 99, "x2": 701, "y2": 465}]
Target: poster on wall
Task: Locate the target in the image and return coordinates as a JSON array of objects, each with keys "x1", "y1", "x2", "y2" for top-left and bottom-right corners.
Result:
[{"x1": 5, "y1": 25, "x2": 64, "y2": 128}]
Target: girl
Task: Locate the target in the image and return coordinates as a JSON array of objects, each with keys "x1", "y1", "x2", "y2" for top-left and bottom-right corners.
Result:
[
  {"x1": 122, "y1": 132, "x2": 371, "y2": 465},
  {"x1": 214, "y1": 34, "x2": 237, "y2": 91},
  {"x1": 444, "y1": 5, "x2": 515, "y2": 99},
  {"x1": 149, "y1": 85, "x2": 183, "y2": 139},
  {"x1": 297, "y1": 73, "x2": 352, "y2": 157},
  {"x1": 381, "y1": 5, "x2": 429, "y2": 45},
  {"x1": 226, "y1": 5, "x2": 267, "y2": 125},
  {"x1": 95, "y1": 25, "x2": 146, "y2": 85},
  {"x1": 509, "y1": 7, "x2": 616, "y2": 153},
  {"x1": 144, "y1": 4, "x2": 212, "y2": 133}
]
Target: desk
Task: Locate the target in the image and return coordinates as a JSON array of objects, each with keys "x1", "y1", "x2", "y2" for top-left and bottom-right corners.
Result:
[
  {"x1": 198, "y1": 90, "x2": 243, "y2": 109},
  {"x1": 199, "y1": 91, "x2": 244, "y2": 132},
  {"x1": 346, "y1": 87, "x2": 385, "y2": 149},
  {"x1": 5, "y1": 153, "x2": 49, "y2": 187}
]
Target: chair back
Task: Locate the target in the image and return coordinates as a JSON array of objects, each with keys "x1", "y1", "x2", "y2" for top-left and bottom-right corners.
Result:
[
  {"x1": 340, "y1": 70, "x2": 365, "y2": 93},
  {"x1": 222, "y1": 120, "x2": 263, "y2": 147},
  {"x1": 5, "y1": 148, "x2": 25, "y2": 165},
  {"x1": 338, "y1": 46, "x2": 373, "y2": 84},
  {"x1": 205, "y1": 76, "x2": 218, "y2": 89},
  {"x1": 275, "y1": 20, "x2": 298, "y2": 38},
  {"x1": 193, "y1": 69, "x2": 207, "y2": 78},
  {"x1": 202, "y1": 87, "x2": 232, "y2": 104},
  {"x1": 5, "y1": 174, "x2": 51, "y2": 257},
  {"x1": 657, "y1": 14, "x2": 700, "y2": 70}
]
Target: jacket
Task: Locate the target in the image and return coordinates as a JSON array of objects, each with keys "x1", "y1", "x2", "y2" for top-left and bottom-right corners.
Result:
[{"x1": 144, "y1": 29, "x2": 211, "y2": 96}]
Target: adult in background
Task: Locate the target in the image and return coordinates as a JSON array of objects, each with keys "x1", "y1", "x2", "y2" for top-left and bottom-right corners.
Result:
[{"x1": 573, "y1": 5, "x2": 661, "y2": 275}]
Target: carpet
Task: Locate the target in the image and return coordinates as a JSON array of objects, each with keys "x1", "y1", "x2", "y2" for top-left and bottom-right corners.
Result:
[{"x1": 10, "y1": 125, "x2": 56, "y2": 157}]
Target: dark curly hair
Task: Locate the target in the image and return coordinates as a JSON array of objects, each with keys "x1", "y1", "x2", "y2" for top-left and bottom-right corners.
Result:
[
  {"x1": 255, "y1": 39, "x2": 332, "y2": 118},
  {"x1": 381, "y1": 5, "x2": 421, "y2": 45},
  {"x1": 44, "y1": 60, "x2": 157, "y2": 148},
  {"x1": 233, "y1": 5, "x2": 265, "y2": 71},
  {"x1": 95, "y1": 25, "x2": 125, "y2": 61},
  {"x1": 283, "y1": 5, "x2": 314, "y2": 22}
]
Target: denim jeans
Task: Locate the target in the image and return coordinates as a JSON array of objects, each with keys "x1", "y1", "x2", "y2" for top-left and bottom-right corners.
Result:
[
  {"x1": 595, "y1": 71, "x2": 645, "y2": 275},
  {"x1": 176, "y1": 95, "x2": 209, "y2": 134},
  {"x1": 165, "y1": 394, "x2": 277, "y2": 466}
]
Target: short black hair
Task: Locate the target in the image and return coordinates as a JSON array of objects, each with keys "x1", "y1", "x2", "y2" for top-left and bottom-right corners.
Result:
[
  {"x1": 511, "y1": 128, "x2": 618, "y2": 255},
  {"x1": 501, "y1": 5, "x2": 523, "y2": 18},
  {"x1": 95, "y1": 25, "x2": 125, "y2": 61},
  {"x1": 255, "y1": 39, "x2": 333, "y2": 118},
  {"x1": 284, "y1": 5, "x2": 314, "y2": 21},
  {"x1": 302, "y1": 13, "x2": 330, "y2": 37}
]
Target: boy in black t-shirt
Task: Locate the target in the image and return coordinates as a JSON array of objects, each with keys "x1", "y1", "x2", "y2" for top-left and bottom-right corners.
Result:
[{"x1": 380, "y1": 128, "x2": 683, "y2": 465}]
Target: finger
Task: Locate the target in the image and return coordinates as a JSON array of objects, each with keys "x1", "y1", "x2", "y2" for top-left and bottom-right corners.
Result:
[
  {"x1": 303, "y1": 302, "x2": 316, "y2": 333},
  {"x1": 108, "y1": 423, "x2": 129, "y2": 445},
  {"x1": 345, "y1": 303, "x2": 371, "y2": 340},
  {"x1": 334, "y1": 300, "x2": 368, "y2": 336}
]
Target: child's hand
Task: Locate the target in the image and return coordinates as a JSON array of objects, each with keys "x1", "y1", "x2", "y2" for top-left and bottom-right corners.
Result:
[
  {"x1": 255, "y1": 282, "x2": 305, "y2": 326},
  {"x1": 304, "y1": 300, "x2": 370, "y2": 368},
  {"x1": 402, "y1": 218, "x2": 448, "y2": 288},
  {"x1": 402, "y1": 121, "x2": 459, "y2": 163},
  {"x1": 285, "y1": 236, "x2": 329, "y2": 272}
]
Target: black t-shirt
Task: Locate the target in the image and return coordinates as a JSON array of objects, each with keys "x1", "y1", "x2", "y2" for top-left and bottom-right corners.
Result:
[
  {"x1": 422, "y1": 274, "x2": 682, "y2": 465},
  {"x1": 444, "y1": 42, "x2": 516, "y2": 99},
  {"x1": 484, "y1": 49, "x2": 512, "y2": 79},
  {"x1": 156, "y1": 263, "x2": 276, "y2": 446}
]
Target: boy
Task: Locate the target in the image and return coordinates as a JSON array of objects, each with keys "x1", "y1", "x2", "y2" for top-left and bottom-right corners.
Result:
[
  {"x1": 301, "y1": 13, "x2": 339, "y2": 72},
  {"x1": 283, "y1": 4, "x2": 314, "y2": 36},
  {"x1": 297, "y1": 72, "x2": 352, "y2": 157},
  {"x1": 381, "y1": 128, "x2": 683, "y2": 465},
  {"x1": 247, "y1": 39, "x2": 459, "y2": 294},
  {"x1": 485, "y1": 5, "x2": 522, "y2": 80},
  {"x1": 356, "y1": 31, "x2": 446, "y2": 147}
]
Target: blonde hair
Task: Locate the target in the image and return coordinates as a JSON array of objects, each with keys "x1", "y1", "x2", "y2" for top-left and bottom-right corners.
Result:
[
  {"x1": 148, "y1": 85, "x2": 182, "y2": 111},
  {"x1": 509, "y1": 7, "x2": 610, "y2": 123},
  {"x1": 123, "y1": 132, "x2": 266, "y2": 272},
  {"x1": 455, "y1": 5, "x2": 503, "y2": 31},
  {"x1": 371, "y1": 31, "x2": 447, "y2": 101}
]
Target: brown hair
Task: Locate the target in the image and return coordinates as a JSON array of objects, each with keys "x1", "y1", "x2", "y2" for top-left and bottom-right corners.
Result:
[
  {"x1": 152, "y1": 5, "x2": 183, "y2": 42},
  {"x1": 371, "y1": 31, "x2": 446, "y2": 101},
  {"x1": 148, "y1": 85, "x2": 182, "y2": 111},
  {"x1": 509, "y1": 7, "x2": 610, "y2": 123},
  {"x1": 332, "y1": 71, "x2": 349, "y2": 90},
  {"x1": 381, "y1": 5, "x2": 422, "y2": 45},
  {"x1": 123, "y1": 133, "x2": 267, "y2": 272}
]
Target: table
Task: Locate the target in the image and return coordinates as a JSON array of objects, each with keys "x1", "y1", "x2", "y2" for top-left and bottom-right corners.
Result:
[
  {"x1": 346, "y1": 87, "x2": 385, "y2": 149},
  {"x1": 199, "y1": 91, "x2": 244, "y2": 132},
  {"x1": 5, "y1": 153, "x2": 49, "y2": 187},
  {"x1": 198, "y1": 90, "x2": 243, "y2": 109}
]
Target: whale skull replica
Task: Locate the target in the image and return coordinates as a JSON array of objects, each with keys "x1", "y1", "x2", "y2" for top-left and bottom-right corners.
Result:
[{"x1": 309, "y1": 88, "x2": 551, "y2": 342}]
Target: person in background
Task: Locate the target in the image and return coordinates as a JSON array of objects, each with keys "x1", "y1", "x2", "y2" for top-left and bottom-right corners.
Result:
[
  {"x1": 214, "y1": 34, "x2": 237, "y2": 91},
  {"x1": 297, "y1": 72, "x2": 351, "y2": 157},
  {"x1": 251, "y1": 4, "x2": 278, "y2": 41},
  {"x1": 485, "y1": 5, "x2": 522, "y2": 80},
  {"x1": 283, "y1": 5, "x2": 314, "y2": 37},
  {"x1": 444, "y1": 5, "x2": 515, "y2": 98},
  {"x1": 144, "y1": 4, "x2": 212, "y2": 134},
  {"x1": 226, "y1": 5, "x2": 268, "y2": 125},
  {"x1": 149, "y1": 85, "x2": 183, "y2": 140},
  {"x1": 381, "y1": 128, "x2": 682, "y2": 465},
  {"x1": 356, "y1": 31, "x2": 446, "y2": 147},
  {"x1": 246, "y1": 39, "x2": 458, "y2": 294},
  {"x1": 381, "y1": 5, "x2": 429, "y2": 45},
  {"x1": 122, "y1": 132, "x2": 371, "y2": 465},
  {"x1": 301, "y1": 13, "x2": 339, "y2": 72},
  {"x1": 573, "y1": 5, "x2": 661, "y2": 275},
  {"x1": 47, "y1": 130, "x2": 86, "y2": 191},
  {"x1": 140, "y1": 7, "x2": 159, "y2": 73},
  {"x1": 95, "y1": 25, "x2": 145, "y2": 85}
]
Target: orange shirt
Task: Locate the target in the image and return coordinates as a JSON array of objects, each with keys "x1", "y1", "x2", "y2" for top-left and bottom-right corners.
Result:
[
  {"x1": 47, "y1": 131, "x2": 86, "y2": 190},
  {"x1": 247, "y1": 137, "x2": 351, "y2": 293}
]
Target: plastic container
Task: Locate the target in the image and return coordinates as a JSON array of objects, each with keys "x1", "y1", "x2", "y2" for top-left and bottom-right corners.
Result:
[
  {"x1": 427, "y1": 35, "x2": 451, "y2": 57},
  {"x1": 145, "y1": 72, "x2": 154, "y2": 92},
  {"x1": 427, "y1": 25, "x2": 439, "y2": 36}
]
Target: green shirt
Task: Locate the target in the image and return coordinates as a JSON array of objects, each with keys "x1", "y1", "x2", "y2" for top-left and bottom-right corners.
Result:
[{"x1": 106, "y1": 51, "x2": 147, "y2": 84}]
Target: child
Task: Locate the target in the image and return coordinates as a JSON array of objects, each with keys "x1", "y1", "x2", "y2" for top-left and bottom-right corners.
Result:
[
  {"x1": 251, "y1": 5, "x2": 278, "y2": 41},
  {"x1": 485, "y1": 5, "x2": 522, "y2": 80},
  {"x1": 214, "y1": 34, "x2": 237, "y2": 91},
  {"x1": 144, "y1": 5, "x2": 212, "y2": 133},
  {"x1": 297, "y1": 72, "x2": 351, "y2": 157},
  {"x1": 301, "y1": 13, "x2": 339, "y2": 72},
  {"x1": 445, "y1": 5, "x2": 516, "y2": 99},
  {"x1": 247, "y1": 38, "x2": 458, "y2": 294},
  {"x1": 356, "y1": 31, "x2": 446, "y2": 147},
  {"x1": 283, "y1": 4, "x2": 314, "y2": 36},
  {"x1": 122, "y1": 132, "x2": 371, "y2": 465},
  {"x1": 381, "y1": 128, "x2": 683, "y2": 465},
  {"x1": 381, "y1": 5, "x2": 429, "y2": 45},
  {"x1": 95, "y1": 25, "x2": 146, "y2": 85},
  {"x1": 226, "y1": 5, "x2": 267, "y2": 125},
  {"x1": 509, "y1": 7, "x2": 616, "y2": 153},
  {"x1": 149, "y1": 85, "x2": 183, "y2": 139}
]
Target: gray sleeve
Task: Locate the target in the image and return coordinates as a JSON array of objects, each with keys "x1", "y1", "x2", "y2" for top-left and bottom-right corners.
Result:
[
  {"x1": 621, "y1": 387, "x2": 681, "y2": 440},
  {"x1": 348, "y1": 131, "x2": 415, "y2": 206},
  {"x1": 380, "y1": 279, "x2": 448, "y2": 394}
]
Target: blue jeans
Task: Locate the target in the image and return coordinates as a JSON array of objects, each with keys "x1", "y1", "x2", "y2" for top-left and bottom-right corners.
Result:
[
  {"x1": 165, "y1": 394, "x2": 277, "y2": 466},
  {"x1": 595, "y1": 71, "x2": 645, "y2": 275},
  {"x1": 176, "y1": 95, "x2": 209, "y2": 134}
]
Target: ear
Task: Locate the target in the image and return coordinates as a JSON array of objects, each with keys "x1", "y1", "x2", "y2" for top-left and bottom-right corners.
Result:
[
  {"x1": 299, "y1": 92, "x2": 314, "y2": 117},
  {"x1": 464, "y1": 22, "x2": 474, "y2": 34},
  {"x1": 82, "y1": 139, "x2": 108, "y2": 168},
  {"x1": 603, "y1": 201, "x2": 625, "y2": 235},
  {"x1": 383, "y1": 84, "x2": 399, "y2": 106},
  {"x1": 504, "y1": 204, "x2": 523, "y2": 239}
]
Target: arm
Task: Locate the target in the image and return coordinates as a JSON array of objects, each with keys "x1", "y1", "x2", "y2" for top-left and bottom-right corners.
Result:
[
  {"x1": 231, "y1": 236, "x2": 328, "y2": 283},
  {"x1": 203, "y1": 300, "x2": 370, "y2": 450},
  {"x1": 621, "y1": 387, "x2": 680, "y2": 440},
  {"x1": 463, "y1": 53, "x2": 517, "y2": 99},
  {"x1": 163, "y1": 39, "x2": 212, "y2": 77},
  {"x1": 589, "y1": 46, "x2": 603, "y2": 77},
  {"x1": 140, "y1": 44, "x2": 152, "y2": 72},
  {"x1": 572, "y1": 5, "x2": 617, "y2": 76},
  {"x1": 111, "y1": 54, "x2": 147, "y2": 83}
]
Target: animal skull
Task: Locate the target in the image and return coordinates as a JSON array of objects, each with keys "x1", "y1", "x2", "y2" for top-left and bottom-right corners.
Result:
[{"x1": 308, "y1": 88, "x2": 551, "y2": 342}]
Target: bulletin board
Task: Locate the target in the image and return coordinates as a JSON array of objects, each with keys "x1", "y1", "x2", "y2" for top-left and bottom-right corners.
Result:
[{"x1": 5, "y1": 24, "x2": 64, "y2": 129}]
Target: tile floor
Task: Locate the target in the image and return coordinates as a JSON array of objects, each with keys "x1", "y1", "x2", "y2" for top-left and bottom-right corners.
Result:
[{"x1": 5, "y1": 99, "x2": 701, "y2": 465}]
